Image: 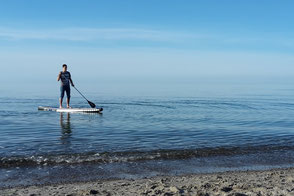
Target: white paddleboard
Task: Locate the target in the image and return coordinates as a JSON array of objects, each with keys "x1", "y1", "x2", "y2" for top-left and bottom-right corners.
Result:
[{"x1": 38, "y1": 106, "x2": 103, "y2": 113}]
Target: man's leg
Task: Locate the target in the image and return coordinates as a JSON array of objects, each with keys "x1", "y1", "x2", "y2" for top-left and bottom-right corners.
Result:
[
  {"x1": 60, "y1": 86, "x2": 65, "y2": 108},
  {"x1": 66, "y1": 86, "x2": 71, "y2": 108},
  {"x1": 59, "y1": 98, "x2": 63, "y2": 108},
  {"x1": 66, "y1": 97, "x2": 71, "y2": 108}
]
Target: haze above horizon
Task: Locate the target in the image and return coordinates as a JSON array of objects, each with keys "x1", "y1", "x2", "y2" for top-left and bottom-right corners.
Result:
[{"x1": 0, "y1": 0, "x2": 294, "y2": 97}]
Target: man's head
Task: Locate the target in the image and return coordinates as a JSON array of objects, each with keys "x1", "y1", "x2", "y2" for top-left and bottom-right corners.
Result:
[{"x1": 62, "y1": 64, "x2": 67, "y2": 72}]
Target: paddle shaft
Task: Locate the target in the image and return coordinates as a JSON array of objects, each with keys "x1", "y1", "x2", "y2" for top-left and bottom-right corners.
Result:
[
  {"x1": 73, "y1": 86, "x2": 96, "y2": 108},
  {"x1": 73, "y1": 86, "x2": 88, "y2": 101}
]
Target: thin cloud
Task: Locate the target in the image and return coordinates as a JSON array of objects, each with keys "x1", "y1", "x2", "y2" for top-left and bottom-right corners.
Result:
[
  {"x1": 0, "y1": 27, "x2": 292, "y2": 51},
  {"x1": 0, "y1": 27, "x2": 206, "y2": 42}
]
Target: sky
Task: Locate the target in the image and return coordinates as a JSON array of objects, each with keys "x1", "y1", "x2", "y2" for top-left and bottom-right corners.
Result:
[{"x1": 0, "y1": 0, "x2": 294, "y2": 97}]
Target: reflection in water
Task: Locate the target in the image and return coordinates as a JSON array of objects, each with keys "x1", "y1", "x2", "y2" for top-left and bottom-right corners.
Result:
[{"x1": 60, "y1": 113, "x2": 72, "y2": 145}]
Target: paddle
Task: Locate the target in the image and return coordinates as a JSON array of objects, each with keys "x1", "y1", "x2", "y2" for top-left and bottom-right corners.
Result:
[{"x1": 73, "y1": 86, "x2": 96, "y2": 108}]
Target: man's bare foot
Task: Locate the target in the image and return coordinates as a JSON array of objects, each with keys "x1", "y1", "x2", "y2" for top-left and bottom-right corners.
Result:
[
  {"x1": 67, "y1": 105, "x2": 72, "y2": 108},
  {"x1": 59, "y1": 106, "x2": 63, "y2": 109}
]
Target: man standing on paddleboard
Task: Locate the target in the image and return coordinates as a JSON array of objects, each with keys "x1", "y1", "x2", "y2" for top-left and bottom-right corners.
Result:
[{"x1": 57, "y1": 64, "x2": 75, "y2": 108}]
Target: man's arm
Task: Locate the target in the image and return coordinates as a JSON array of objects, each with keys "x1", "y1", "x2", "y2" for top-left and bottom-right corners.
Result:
[
  {"x1": 57, "y1": 72, "x2": 62, "y2": 81},
  {"x1": 70, "y1": 78, "x2": 74, "y2": 87},
  {"x1": 69, "y1": 73, "x2": 74, "y2": 87}
]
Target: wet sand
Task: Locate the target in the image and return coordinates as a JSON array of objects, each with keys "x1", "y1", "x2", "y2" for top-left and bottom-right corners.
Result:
[{"x1": 1, "y1": 167, "x2": 294, "y2": 196}]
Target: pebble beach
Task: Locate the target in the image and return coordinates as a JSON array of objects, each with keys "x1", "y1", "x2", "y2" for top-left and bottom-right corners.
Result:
[{"x1": 2, "y1": 167, "x2": 294, "y2": 196}]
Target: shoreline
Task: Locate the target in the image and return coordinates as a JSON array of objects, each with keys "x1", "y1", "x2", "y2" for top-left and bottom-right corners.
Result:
[{"x1": 2, "y1": 167, "x2": 294, "y2": 196}]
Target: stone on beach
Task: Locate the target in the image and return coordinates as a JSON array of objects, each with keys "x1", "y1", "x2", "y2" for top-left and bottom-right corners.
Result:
[{"x1": 1, "y1": 167, "x2": 294, "y2": 196}]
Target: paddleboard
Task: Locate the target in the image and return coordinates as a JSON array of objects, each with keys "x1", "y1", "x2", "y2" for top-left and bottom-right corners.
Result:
[{"x1": 38, "y1": 106, "x2": 103, "y2": 113}]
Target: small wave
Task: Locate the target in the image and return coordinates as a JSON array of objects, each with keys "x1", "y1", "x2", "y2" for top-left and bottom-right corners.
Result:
[
  {"x1": 101, "y1": 101, "x2": 174, "y2": 109},
  {"x1": 172, "y1": 99, "x2": 256, "y2": 110},
  {"x1": 1, "y1": 145, "x2": 293, "y2": 168}
]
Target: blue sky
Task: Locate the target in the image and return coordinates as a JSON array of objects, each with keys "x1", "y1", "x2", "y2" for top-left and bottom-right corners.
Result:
[{"x1": 0, "y1": 0, "x2": 294, "y2": 96}]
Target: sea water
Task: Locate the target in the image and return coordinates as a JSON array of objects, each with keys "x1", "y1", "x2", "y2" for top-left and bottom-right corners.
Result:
[{"x1": 1, "y1": 82, "x2": 294, "y2": 187}]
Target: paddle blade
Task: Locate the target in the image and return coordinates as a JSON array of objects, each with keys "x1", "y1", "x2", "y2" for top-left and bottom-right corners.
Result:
[{"x1": 88, "y1": 101, "x2": 96, "y2": 108}]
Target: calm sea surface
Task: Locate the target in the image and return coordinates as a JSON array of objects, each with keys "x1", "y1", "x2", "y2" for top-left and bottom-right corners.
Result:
[{"x1": 1, "y1": 83, "x2": 294, "y2": 187}]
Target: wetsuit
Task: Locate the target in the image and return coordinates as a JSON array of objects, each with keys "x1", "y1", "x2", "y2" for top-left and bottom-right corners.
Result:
[{"x1": 60, "y1": 71, "x2": 71, "y2": 99}]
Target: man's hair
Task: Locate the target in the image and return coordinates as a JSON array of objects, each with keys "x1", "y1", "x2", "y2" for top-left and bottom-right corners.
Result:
[{"x1": 62, "y1": 64, "x2": 67, "y2": 68}]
